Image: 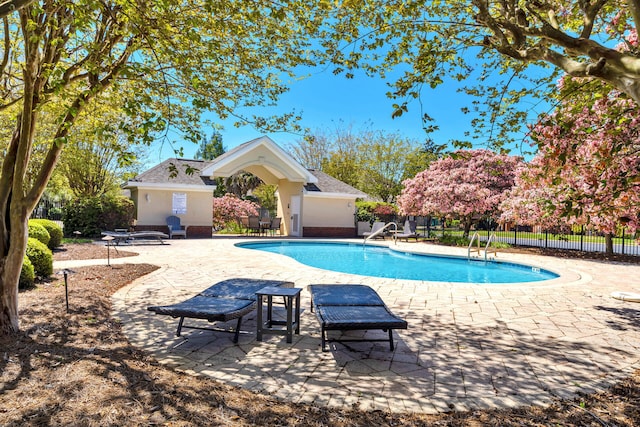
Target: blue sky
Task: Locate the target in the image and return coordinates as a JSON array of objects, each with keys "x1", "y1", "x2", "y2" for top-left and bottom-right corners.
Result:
[{"x1": 152, "y1": 65, "x2": 542, "y2": 162}]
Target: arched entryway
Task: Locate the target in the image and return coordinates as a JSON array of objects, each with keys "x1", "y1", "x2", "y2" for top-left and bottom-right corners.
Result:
[{"x1": 201, "y1": 136, "x2": 316, "y2": 237}]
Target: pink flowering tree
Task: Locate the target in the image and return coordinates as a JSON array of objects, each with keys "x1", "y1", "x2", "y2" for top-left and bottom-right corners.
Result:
[
  {"x1": 501, "y1": 26, "x2": 640, "y2": 254},
  {"x1": 212, "y1": 194, "x2": 260, "y2": 231},
  {"x1": 503, "y1": 85, "x2": 640, "y2": 254},
  {"x1": 499, "y1": 164, "x2": 573, "y2": 234},
  {"x1": 398, "y1": 150, "x2": 522, "y2": 237}
]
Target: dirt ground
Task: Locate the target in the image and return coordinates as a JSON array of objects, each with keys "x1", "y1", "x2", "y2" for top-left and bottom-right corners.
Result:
[{"x1": 0, "y1": 243, "x2": 639, "y2": 426}]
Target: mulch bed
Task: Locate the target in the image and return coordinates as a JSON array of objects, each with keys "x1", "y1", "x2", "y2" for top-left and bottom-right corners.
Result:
[{"x1": 0, "y1": 243, "x2": 638, "y2": 426}]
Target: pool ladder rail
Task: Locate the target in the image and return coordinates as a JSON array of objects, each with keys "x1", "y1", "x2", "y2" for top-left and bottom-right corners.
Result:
[
  {"x1": 363, "y1": 222, "x2": 398, "y2": 246},
  {"x1": 468, "y1": 232, "x2": 498, "y2": 261}
]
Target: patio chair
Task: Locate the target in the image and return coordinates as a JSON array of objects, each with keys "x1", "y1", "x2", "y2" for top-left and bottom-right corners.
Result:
[
  {"x1": 239, "y1": 216, "x2": 250, "y2": 235},
  {"x1": 166, "y1": 215, "x2": 187, "y2": 239},
  {"x1": 260, "y1": 216, "x2": 271, "y2": 235},
  {"x1": 396, "y1": 220, "x2": 419, "y2": 242},
  {"x1": 362, "y1": 221, "x2": 386, "y2": 240},
  {"x1": 247, "y1": 216, "x2": 262, "y2": 236},
  {"x1": 268, "y1": 217, "x2": 282, "y2": 236},
  {"x1": 148, "y1": 278, "x2": 294, "y2": 342},
  {"x1": 308, "y1": 284, "x2": 408, "y2": 351}
]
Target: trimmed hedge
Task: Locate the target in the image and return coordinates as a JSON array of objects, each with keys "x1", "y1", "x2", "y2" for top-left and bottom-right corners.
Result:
[
  {"x1": 19, "y1": 257, "x2": 35, "y2": 289},
  {"x1": 28, "y1": 222, "x2": 50, "y2": 247},
  {"x1": 26, "y1": 237, "x2": 53, "y2": 279},
  {"x1": 62, "y1": 195, "x2": 135, "y2": 237},
  {"x1": 30, "y1": 219, "x2": 63, "y2": 250}
]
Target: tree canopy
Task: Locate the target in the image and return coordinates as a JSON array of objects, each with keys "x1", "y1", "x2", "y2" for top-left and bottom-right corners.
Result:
[
  {"x1": 0, "y1": 0, "x2": 332, "y2": 336},
  {"x1": 500, "y1": 78, "x2": 640, "y2": 253},
  {"x1": 319, "y1": 1, "x2": 640, "y2": 148},
  {"x1": 290, "y1": 125, "x2": 431, "y2": 202},
  {"x1": 196, "y1": 130, "x2": 225, "y2": 161},
  {"x1": 398, "y1": 149, "x2": 522, "y2": 237}
]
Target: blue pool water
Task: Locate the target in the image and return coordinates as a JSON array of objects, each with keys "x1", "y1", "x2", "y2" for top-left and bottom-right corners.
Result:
[{"x1": 236, "y1": 241, "x2": 558, "y2": 284}]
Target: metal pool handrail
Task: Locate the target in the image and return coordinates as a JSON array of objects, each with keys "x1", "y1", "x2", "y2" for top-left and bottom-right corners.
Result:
[{"x1": 363, "y1": 222, "x2": 398, "y2": 246}]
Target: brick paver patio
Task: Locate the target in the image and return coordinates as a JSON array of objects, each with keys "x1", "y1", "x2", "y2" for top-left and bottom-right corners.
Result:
[{"x1": 56, "y1": 238, "x2": 640, "y2": 413}]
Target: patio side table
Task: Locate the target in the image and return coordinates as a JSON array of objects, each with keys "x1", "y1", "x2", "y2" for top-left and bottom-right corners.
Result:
[{"x1": 256, "y1": 286, "x2": 302, "y2": 343}]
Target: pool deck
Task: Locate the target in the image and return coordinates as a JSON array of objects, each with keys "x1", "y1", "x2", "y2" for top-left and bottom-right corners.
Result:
[{"x1": 56, "y1": 237, "x2": 640, "y2": 414}]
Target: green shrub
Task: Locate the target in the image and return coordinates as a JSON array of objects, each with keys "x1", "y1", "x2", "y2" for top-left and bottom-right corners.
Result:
[
  {"x1": 355, "y1": 201, "x2": 397, "y2": 223},
  {"x1": 30, "y1": 219, "x2": 63, "y2": 249},
  {"x1": 19, "y1": 257, "x2": 35, "y2": 289},
  {"x1": 224, "y1": 220, "x2": 244, "y2": 234},
  {"x1": 28, "y1": 222, "x2": 51, "y2": 247},
  {"x1": 47, "y1": 206, "x2": 63, "y2": 220},
  {"x1": 488, "y1": 241, "x2": 511, "y2": 249},
  {"x1": 438, "y1": 234, "x2": 470, "y2": 247},
  {"x1": 26, "y1": 237, "x2": 53, "y2": 279},
  {"x1": 62, "y1": 195, "x2": 135, "y2": 237}
]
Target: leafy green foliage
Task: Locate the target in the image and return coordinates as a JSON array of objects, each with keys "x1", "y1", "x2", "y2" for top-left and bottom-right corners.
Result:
[
  {"x1": 356, "y1": 201, "x2": 397, "y2": 223},
  {"x1": 47, "y1": 206, "x2": 64, "y2": 220},
  {"x1": 292, "y1": 125, "x2": 430, "y2": 202},
  {"x1": 0, "y1": 0, "x2": 340, "y2": 334},
  {"x1": 222, "y1": 172, "x2": 264, "y2": 199},
  {"x1": 30, "y1": 219, "x2": 63, "y2": 250},
  {"x1": 438, "y1": 234, "x2": 470, "y2": 247},
  {"x1": 62, "y1": 237, "x2": 92, "y2": 244},
  {"x1": 62, "y1": 195, "x2": 135, "y2": 237},
  {"x1": 318, "y1": 1, "x2": 640, "y2": 150},
  {"x1": 402, "y1": 140, "x2": 444, "y2": 182},
  {"x1": 50, "y1": 90, "x2": 148, "y2": 199},
  {"x1": 252, "y1": 184, "x2": 278, "y2": 217},
  {"x1": 19, "y1": 257, "x2": 35, "y2": 290},
  {"x1": 27, "y1": 222, "x2": 50, "y2": 247},
  {"x1": 26, "y1": 238, "x2": 53, "y2": 279},
  {"x1": 488, "y1": 241, "x2": 511, "y2": 250},
  {"x1": 195, "y1": 130, "x2": 225, "y2": 160}
]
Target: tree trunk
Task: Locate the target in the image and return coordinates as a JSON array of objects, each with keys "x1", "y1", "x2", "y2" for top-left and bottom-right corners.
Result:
[
  {"x1": 0, "y1": 5, "x2": 123, "y2": 337},
  {"x1": 0, "y1": 215, "x2": 29, "y2": 336},
  {"x1": 0, "y1": 18, "x2": 40, "y2": 336},
  {"x1": 0, "y1": 276, "x2": 19, "y2": 335},
  {"x1": 462, "y1": 218, "x2": 473, "y2": 238},
  {"x1": 605, "y1": 233, "x2": 614, "y2": 255}
]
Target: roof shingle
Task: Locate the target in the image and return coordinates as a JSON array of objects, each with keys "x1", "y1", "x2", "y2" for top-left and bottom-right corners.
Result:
[
  {"x1": 129, "y1": 158, "x2": 216, "y2": 186},
  {"x1": 305, "y1": 169, "x2": 368, "y2": 197}
]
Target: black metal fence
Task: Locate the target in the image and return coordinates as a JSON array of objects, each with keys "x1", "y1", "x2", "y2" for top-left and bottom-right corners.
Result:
[
  {"x1": 401, "y1": 216, "x2": 640, "y2": 257},
  {"x1": 30, "y1": 199, "x2": 65, "y2": 221}
]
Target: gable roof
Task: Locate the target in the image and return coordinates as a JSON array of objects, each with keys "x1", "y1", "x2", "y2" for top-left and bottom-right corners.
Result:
[
  {"x1": 124, "y1": 138, "x2": 370, "y2": 199},
  {"x1": 200, "y1": 136, "x2": 317, "y2": 184},
  {"x1": 304, "y1": 169, "x2": 368, "y2": 199},
  {"x1": 124, "y1": 158, "x2": 216, "y2": 190}
]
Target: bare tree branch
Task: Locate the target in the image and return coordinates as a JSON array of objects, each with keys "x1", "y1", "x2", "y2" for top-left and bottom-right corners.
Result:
[
  {"x1": 26, "y1": 37, "x2": 137, "y2": 207},
  {"x1": 0, "y1": 0, "x2": 34, "y2": 19},
  {"x1": 580, "y1": 0, "x2": 608, "y2": 39},
  {"x1": 628, "y1": 0, "x2": 640, "y2": 34},
  {"x1": 0, "y1": 18, "x2": 9, "y2": 78}
]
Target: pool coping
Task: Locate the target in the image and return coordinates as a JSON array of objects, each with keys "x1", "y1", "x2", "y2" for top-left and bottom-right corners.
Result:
[{"x1": 236, "y1": 238, "x2": 580, "y2": 288}]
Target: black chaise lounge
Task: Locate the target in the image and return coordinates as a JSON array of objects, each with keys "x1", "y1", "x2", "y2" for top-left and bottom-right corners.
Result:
[
  {"x1": 101, "y1": 230, "x2": 168, "y2": 245},
  {"x1": 148, "y1": 278, "x2": 293, "y2": 342},
  {"x1": 308, "y1": 284, "x2": 408, "y2": 351}
]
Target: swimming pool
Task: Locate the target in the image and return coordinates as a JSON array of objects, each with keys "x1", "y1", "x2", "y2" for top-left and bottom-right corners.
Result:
[{"x1": 236, "y1": 241, "x2": 559, "y2": 283}]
